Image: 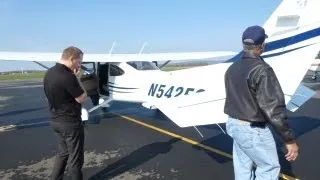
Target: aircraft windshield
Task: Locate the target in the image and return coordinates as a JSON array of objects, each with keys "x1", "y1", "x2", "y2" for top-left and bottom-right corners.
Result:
[{"x1": 127, "y1": 61, "x2": 159, "y2": 70}]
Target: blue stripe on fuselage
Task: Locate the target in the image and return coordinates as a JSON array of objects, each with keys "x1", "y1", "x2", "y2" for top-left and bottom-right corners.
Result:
[
  {"x1": 264, "y1": 27, "x2": 320, "y2": 52},
  {"x1": 262, "y1": 44, "x2": 314, "y2": 59},
  {"x1": 226, "y1": 26, "x2": 320, "y2": 62}
]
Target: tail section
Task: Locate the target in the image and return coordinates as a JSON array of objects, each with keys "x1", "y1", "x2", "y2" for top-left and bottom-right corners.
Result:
[
  {"x1": 263, "y1": 0, "x2": 320, "y2": 37},
  {"x1": 149, "y1": 16, "x2": 320, "y2": 127},
  {"x1": 146, "y1": 0, "x2": 320, "y2": 128},
  {"x1": 151, "y1": 42, "x2": 320, "y2": 128},
  {"x1": 262, "y1": 0, "x2": 320, "y2": 77}
]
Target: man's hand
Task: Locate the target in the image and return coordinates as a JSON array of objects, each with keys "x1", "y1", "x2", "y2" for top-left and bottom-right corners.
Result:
[
  {"x1": 285, "y1": 142, "x2": 299, "y2": 161},
  {"x1": 73, "y1": 68, "x2": 82, "y2": 78},
  {"x1": 73, "y1": 68, "x2": 87, "y2": 94}
]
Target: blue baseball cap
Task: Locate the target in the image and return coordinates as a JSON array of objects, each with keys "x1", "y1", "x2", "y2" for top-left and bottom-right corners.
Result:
[{"x1": 242, "y1": 25, "x2": 268, "y2": 45}]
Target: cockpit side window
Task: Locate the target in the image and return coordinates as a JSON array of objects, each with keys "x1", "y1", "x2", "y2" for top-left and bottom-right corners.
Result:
[
  {"x1": 127, "y1": 61, "x2": 159, "y2": 70},
  {"x1": 110, "y1": 64, "x2": 125, "y2": 76},
  {"x1": 81, "y1": 62, "x2": 95, "y2": 75}
]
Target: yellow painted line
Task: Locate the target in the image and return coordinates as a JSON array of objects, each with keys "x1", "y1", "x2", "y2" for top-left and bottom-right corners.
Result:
[
  {"x1": 0, "y1": 125, "x2": 17, "y2": 132},
  {"x1": 114, "y1": 113, "x2": 299, "y2": 180}
]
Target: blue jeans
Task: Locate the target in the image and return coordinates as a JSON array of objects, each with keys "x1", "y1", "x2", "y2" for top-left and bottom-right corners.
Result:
[{"x1": 226, "y1": 117, "x2": 280, "y2": 180}]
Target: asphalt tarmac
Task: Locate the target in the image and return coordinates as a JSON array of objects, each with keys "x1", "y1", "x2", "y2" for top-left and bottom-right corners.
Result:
[{"x1": 0, "y1": 73, "x2": 320, "y2": 180}]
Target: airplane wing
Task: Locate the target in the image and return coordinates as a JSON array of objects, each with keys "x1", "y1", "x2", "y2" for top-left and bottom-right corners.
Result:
[
  {"x1": 148, "y1": 43, "x2": 319, "y2": 128},
  {"x1": 0, "y1": 51, "x2": 237, "y2": 63}
]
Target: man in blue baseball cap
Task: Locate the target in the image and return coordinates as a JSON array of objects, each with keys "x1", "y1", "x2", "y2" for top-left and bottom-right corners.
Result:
[
  {"x1": 224, "y1": 25, "x2": 299, "y2": 179},
  {"x1": 242, "y1": 25, "x2": 268, "y2": 45}
]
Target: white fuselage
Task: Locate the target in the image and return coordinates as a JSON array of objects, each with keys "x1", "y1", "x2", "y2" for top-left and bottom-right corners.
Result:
[
  {"x1": 102, "y1": 20, "x2": 320, "y2": 111},
  {"x1": 108, "y1": 61, "x2": 165, "y2": 103},
  {"x1": 103, "y1": 60, "x2": 209, "y2": 107}
]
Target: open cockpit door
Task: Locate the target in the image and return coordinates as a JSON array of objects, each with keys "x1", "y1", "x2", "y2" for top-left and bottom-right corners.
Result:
[
  {"x1": 79, "y1": 62, "x2": 99, "y2": 96},
  {"x1": 79, "y1": 61, "x2": 126, "y2": 98},
  {"x1": 96, "y1": 62, "x2": 110, "y2": 96}
]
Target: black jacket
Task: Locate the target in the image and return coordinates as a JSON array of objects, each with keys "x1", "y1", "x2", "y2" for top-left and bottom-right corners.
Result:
[{"x1": 224, "y1": 51, "x2": 295, "y2": 143}]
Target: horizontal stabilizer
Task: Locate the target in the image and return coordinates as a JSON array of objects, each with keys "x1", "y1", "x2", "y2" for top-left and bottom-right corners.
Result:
[
  {"x1": 155, "y1": 84, "x2": 316, "y2": 127},
  {"x1": 286, "y1": 84, "x2": 316, "y2": 112},
  {"x1": 155, "y1": 99, "x2": 228, "y2": 128}
]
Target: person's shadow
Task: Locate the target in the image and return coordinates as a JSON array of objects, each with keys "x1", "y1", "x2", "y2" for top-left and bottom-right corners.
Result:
[
  {"x1": 88, "y1": 138, "x2": 181, "y2": 180},
  {"x1": 0, "y1": 107, "x2": 47, "y2": 118}
]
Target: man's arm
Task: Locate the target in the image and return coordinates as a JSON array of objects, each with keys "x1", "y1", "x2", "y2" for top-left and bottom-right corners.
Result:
[
  {"x1": 256, "y1": 67, "x2": 299, "y2": 161},
  {"x1": 66, "y1": 74, "x2": 87, "y2": 104},
  {"x1": 75, "y1": 76, "x2": 88, "y2": 104},
  {"x1": 255, "y1": 67, "x2": 295, "y2": 143}
]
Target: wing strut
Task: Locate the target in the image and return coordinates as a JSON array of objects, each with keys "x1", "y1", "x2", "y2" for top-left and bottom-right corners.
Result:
[
  {"x1": 139, "y1": 41, "x2": 148, "y2": 55},
  {"x1": 193, "y1": 126, "x2": 204, "y2": 137},
  {"x1": 88, "y1": 98, "x2": 112, "y2": 113},
  {"x1": 159, "y1": 60, "x2": 171, "y2": 69},
  {"x1": 216, "y1": 124, "x2": 226, "y2": 134},
  {"x1": 192, "y1": 124, "x2": 226, "y2": 138},
  {"x1": 33, "y1": 61, "x2": 50, "y2": 70},
  {"x1": 109, "y1": 41, "x2": 116, "y2": 56}
]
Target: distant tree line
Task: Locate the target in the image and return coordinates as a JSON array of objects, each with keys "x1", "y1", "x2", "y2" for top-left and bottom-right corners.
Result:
[{"x1": 0, "y1": 70, "x2": 46, "y2": 74}]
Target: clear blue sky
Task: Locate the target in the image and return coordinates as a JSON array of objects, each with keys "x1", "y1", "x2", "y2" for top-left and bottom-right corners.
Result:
[{"x1": 0, "y1": 0, "x2": 281, "y2": 72}]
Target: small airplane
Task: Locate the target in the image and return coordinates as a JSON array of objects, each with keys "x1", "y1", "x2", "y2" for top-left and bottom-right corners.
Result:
[{"x1": 0, "y1": 0, "x2": 319, "y2": 135}]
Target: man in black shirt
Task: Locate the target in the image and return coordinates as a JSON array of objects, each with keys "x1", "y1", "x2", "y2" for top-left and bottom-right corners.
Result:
[{"x1": 43, "y1": 46, "x2": 87, "y2": 180}]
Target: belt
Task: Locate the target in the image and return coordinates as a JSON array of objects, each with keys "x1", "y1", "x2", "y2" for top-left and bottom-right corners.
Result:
[{"x1": 238, "y1": 119, "x2": 267, "y2": 128}]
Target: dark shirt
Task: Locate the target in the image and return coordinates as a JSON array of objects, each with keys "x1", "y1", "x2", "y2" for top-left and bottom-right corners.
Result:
[
  {"x1": 224, "y1": 51, "x2": 295, "y2": 143},
  {"x1": 43, "y1": 63, "x2": 84, "y2": 122}
]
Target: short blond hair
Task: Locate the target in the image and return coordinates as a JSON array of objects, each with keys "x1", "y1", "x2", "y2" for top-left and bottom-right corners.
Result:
[{"x1": 61, "y1": 46, "x2": 83, "y2": 60}]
